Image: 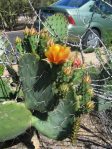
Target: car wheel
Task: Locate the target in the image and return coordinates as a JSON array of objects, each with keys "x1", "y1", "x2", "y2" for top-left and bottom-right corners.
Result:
[{"x1": 82, "y1": 29, "x2": 100, "y2": 49}]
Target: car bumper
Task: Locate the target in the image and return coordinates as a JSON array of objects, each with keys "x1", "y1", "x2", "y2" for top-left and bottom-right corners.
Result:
[{"x1": 67, "y1": 24, "x2": 87, "y2": 43}]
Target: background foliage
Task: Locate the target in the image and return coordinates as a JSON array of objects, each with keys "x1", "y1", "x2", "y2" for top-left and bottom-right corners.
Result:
[{"x1": 0, "y1": 0, "x2": 57, "y2": 30}]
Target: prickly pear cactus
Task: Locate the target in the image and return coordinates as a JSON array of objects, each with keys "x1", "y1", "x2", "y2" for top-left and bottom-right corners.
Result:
[
  {"x1": 0, "y1": 100, "x2": 75, "y2": 141},
  {"x1": 0, "y1": 14, "x2": 96, "y2": 143},
  {"x1": 0, "y1": 79, "x2": 12, "y2": 102},
  {"x1": 95, "y1": 62, "x2": 112, "y2": 111},
  {"x1": 6, "y1": 65, "x2": 19, "y2": 84},
  {"x1": 0, "y1": 6, "x2": 112, "y2": 144},
  {"x1": 19, "y1": 53, "x2": 57, "y2": 112},
  {"x1": 44, "y1": 13, "x2": 68, "y2": 42},
  {"x1": 14, "y1": 25, "x2": 94, "y2": 141},
  {"x1": 0, "y1": 35, "x2": 5, "y2": 56},
  {"x1": 0, "y1": 101, "x2": 32, "y2": 141},
  {"x1": 32, "y1": 99, "x2": 75, "y2": 140},
  {"x1": 97, "y1": 80, "x2": 112, "y2": 111}
]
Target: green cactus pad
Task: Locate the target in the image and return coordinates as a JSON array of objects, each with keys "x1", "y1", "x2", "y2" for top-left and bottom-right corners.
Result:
[
  {"x1": 0, "y1": 35, "x2": 5, "y2": 56},
  {"x1": 96, "y1": 79, "x2": 112, "y2": 111},
  {"x1": 44, "y1": 13, "x2": 68, "y2": 42},
  {"x1": 19, "y1": 53, "x2": 56, "y2": 112},
  {"x1": 0, "y1": 79, "x2": 11, "y2": 102},
  {"x1": 32, "y1": 99, "x2": 75, "y2": 140},
  {"x1": 6, "y1": 65, "x2": 19, "y2": 84},
  {"x1": 0, "y1": 101, "x2": 32, "y2": 142},
  {"x1": 96, "y1": 63, "x2": 112, "y2": 111},
  {"x1": 0, "y1": 64, "x2": 4, "y2": 76}
]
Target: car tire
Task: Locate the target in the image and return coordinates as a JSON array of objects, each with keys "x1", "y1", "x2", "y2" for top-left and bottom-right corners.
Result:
[{"x1": 82, "y1": 29, "x2": 101, "y2": 49}]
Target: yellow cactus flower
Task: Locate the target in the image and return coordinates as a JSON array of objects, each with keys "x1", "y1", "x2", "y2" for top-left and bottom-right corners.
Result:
[
  {"x1": 24, "y1": 26, "x2": 30, "y2": 35},
  {"x1": 45, "y1": 44, "x2": 71, "y2": 64},
  {"x1": 15, "y1": 36, "x2": 22, "y2": 43},
  {"x1": 86, "y1": 101, "x2": 95, "y2": 110}
]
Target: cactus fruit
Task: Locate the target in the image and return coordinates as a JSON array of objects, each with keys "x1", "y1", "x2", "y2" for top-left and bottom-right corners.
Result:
[
  {"x1": 19, "y1": 53, "x2": 57, "y2": 112},
  {"x1": 44, "y1": 13, "x2": 68, "y2": 42},
  {"x1": 0, "y1": 101, "x2": 32, "y2": 141}
]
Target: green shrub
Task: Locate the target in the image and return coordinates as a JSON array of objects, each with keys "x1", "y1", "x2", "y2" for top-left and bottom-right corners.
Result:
[{"x1": 0, "y1": 0, "x2": 31, "y2": 30}]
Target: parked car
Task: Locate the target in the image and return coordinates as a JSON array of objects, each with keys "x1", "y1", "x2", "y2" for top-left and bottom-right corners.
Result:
[{"x1": 34, "y1": 0, "x2": 112, "y2": 48}]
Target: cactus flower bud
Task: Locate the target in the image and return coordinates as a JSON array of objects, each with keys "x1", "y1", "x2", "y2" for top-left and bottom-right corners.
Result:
[
  {"x1": 82, "y1": 64, "x2": 86, "y2": 69},
  {"x1": 76, "y1": 95, "x2": 82, "y2": 101},
  {"x1": 87, "y1": 88, "x2": 94, "y2": 97},
  {"x1": 60, "y1": 83, "x2": 69, "y2": 93},
  {"x1": 63, "y1": 67, "x2": 72, "y2": 75},
  {"x1": 15, "y1": 36, "x2": 22, "y2": 43},
  {"x1": 73, "y1": 58, "x2": 81, "y2": 68},
  {"x1": 86, "y1": 101, "x2": 95, "y2": 110},
  {"x1": 83, "y1": 75, "x2": 91, "y2": 84},
  {"x1": 47, "y1": 39, "x2": 54, "y2": 47},
  {"x1": 24, "y1": 26, "x2": 30, "y2": 35},
  {"x1": 29, "y1": 27, "x2": 37, "y2": 35}
]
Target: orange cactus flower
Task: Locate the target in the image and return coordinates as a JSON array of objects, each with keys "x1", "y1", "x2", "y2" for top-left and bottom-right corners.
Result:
[{"x1": 45, "y1": 44, "x2": 71, "y2": 64}]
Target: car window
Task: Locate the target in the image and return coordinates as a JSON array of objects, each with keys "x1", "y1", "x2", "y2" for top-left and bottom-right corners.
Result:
[
  {"x1": 96, "y1": 0, "x2": 112, "y2": 14},
  {"x1": 54, "y1": 0, "x2": 89, "y2": 8}
]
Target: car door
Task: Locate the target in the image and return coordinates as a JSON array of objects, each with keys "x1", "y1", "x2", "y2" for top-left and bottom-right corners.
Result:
[{"x1": 92, "y1": 0, "x2": 112, "y2": 43}]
